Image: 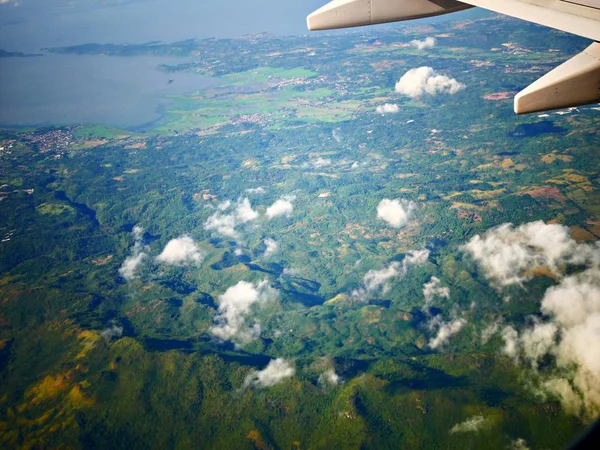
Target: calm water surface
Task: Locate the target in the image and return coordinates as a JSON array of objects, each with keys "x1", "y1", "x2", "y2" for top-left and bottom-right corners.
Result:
[{"x1": 0, "y1": 54, "x2": 216, "y2": 128}]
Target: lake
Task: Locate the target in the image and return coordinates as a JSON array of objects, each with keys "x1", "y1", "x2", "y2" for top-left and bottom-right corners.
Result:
[{"x1": 0, "y1": 54, "x2": 216, "y2": 129}]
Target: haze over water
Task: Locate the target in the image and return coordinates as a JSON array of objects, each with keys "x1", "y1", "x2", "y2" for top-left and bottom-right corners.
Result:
[
  {"x1": 0, "y1": 0, "x2": 480, "y2": 128},
  {"x1": 0, "y1": 54, "x2": 217, "y2": 128},
  {"x1": 0, "y1": 0, "x2": 328, "y2": 128}
]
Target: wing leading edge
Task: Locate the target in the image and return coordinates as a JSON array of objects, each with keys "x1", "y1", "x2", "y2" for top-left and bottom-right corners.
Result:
[{"x1": 307, "y1": 0, "x2": 600, "y2": 114}]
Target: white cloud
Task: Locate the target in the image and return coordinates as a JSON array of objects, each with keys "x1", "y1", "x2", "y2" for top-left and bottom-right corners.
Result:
[
  {"x1": 133, "y1": 225, "x2": 143, "y2": 241},
  {"x1": 243, "y1": 358, "x2": 295, "y2": 389},
  {"x1": 463, "y1": 221, "x2": 600, "y2": 287},
  {"x1": 504, "y1": 269, "x2": 600, "y2": 417},
  {"x1": 423, "y1": 276, "x2": 450, "y2": 307},
  {"x1": 204, "y1": 213, "x2": 238, "y2": 238},
  {"x1": 266, "y1": 198, "x2": 294, "y2": 219},
  {"x1": 501, "y1": 325, "x2": 520, "y2": 360},
  {"x1": 420, "y1": 275, "x2": 465, "y2": 349},
  {"x1": 263, "y1": 238, "x2": 279, "y2": 258},
  {"x1": 481, "y1": 320, "x2": 503, "y2": 344},
  {"x1": 404, "y1": 249, "x2": 430, "y2": 266},
  {"x1": 236, "y1": 197, "x2": 259, "y2": 223},
  {"x1": 100, "y1": 324, "x2": 123, "y2": 341},
  {"x1": 352, "y1": 250, "x2": 430, "y2": 300},
  {"x1": 467, "y1": 221, "x2": 600, "y2": 418},
  {"x1": 363, "y1": 262, "x2": 402, "y2": 295},
  {"x1": 449, "y1": 415, "x2": 490, "y2": 434},
  {"x1": 410, "y1": 37, "x2": 436, "y2": 50},
  {"x1": 210, "y1": 280, "x2": 278, "y2": 346},
  {"x1": 119, "y1": 226, "x2": 147, "y2": 281},
  {"x1": 156, "y1": 235, "x2": 204, "y2": 265},
  {"x1": 377, "y1": 198, "x2": 416, "y2": 228},
  {"x1": 319, "y1": 368, "x2": 341, "y2": 386},
  {"x1": 246, "y1": 187, "x2": 266, "y2": 195},
  {"x1": 119, "y1": 252, "x2": 146, "y2": 281},
  {"x1": 204, "y1": 197, "x2": 260, "y2": 238},
  {"x1": 429, "y1": 317, "x2": 466, "y2": 349},
  {"x1": 217, "y1": 200, "x2": 232, "y2": 211},
  {"x1": 376, "y1": 103, "x2": 399, "y2": 115},
  {"x1": 395, "y1": 66, "x2": 466, "y2": 98}
]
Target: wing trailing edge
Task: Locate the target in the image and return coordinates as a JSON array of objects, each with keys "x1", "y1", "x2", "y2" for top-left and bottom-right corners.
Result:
[
  {"x1": 514, "y1": 42, "x2": 600, "y2": 114},
  {"x1": 307, "y1": 0, "x2": 472, "y2": 31}
]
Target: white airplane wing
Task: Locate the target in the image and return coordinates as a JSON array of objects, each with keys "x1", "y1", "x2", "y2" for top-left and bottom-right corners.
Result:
[{"x1": 307, "y1": 0, "x2": 600, "y2": 114}]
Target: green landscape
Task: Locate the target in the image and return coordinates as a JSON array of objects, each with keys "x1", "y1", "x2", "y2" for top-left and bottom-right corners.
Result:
[{"x1": 1, "y1": 13, "x2": 599, "y2": 449}]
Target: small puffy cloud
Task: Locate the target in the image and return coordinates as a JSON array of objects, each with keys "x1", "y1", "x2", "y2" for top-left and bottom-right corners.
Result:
[
  {"x1": 132, "y1": 225, "x2": 143, "y2": 242},
  {"x1": 501, "y1": 325, "x2": 520, "y2": 360},
  {"x1": 481, "y1": 320, "x2": 503, "y2": 344},
  {"x1": 119, "y1": 252, "x2": 146, "y2": 281},
  {"x1": 449, "y1": 415, "x2": 490, "y2": 434},
  {"x1": 266, "y1": 198, "x2": 294, "y2": 219},
  {"x1": 246, "y1": 187, "x2": 266, "y2": 195},
  {"x1": 319, "y1": 369, "x2": 341, "y2": 386},
  {"x1": 205, "y1": 213, "x2": 237, "y2": 238},
  {"x1": 156, "y1": 235, "x2": 204, "y2": 265},
  {"x1": 404, "y1": 249, "x2": 430, "y2": 266},
  {"x1": 352, "y1": 250, "x2": 430, "y2": 300},
  {"x1": 377, "y1": 198, "x2": 416, "y2": 228},
  {"x1": 395, "y1": 66, "x2": 465, "y2": 98},
  {"x1": 243, "y1": 358, "x2": 295, "y2": 389},
  {"x1": 420, "y1": 275, "x2": 464, "y2": 349},
  {"x1": 205, "y1": 197, "x2": 260, "y2": 238},
  {"x1": 263, "y1": 238, "x2": 279, "y2": 258},
  {"x1": 210, "y1": 280, "x2": 278, "y2": 346},
  {"x1": 429, "y1": 317, "x2": 466, "y2": 349},
  {"x1": 119, "y1": 226, "x2": 147, "y2": 281},
  {"x1": 236, "y1": 198, "x2": 259, "y2": 223},
  {"x1": 376, "y1": 103, "x2": 399, "y2": 115},
  {"x1": 410, "y1": 37, "x2": 436, "y2": 50},
  {"x1": 313, "y1": 356, "x2": 341, "y2": 386},
  {"x1": 423, "y1": 276, "x2": 450, "y2": 307},
  {"x1": 363, "y1": 262, "x2": 402, "y2": 295},
  {"x1": 100, "y1": 324, "x2": 123, "y2": 341},
  {"x1": 463, "y1": 221, "x2": 599, "y2": 287}
]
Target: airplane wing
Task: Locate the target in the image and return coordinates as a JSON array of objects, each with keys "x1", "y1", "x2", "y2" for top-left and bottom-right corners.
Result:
[{"x1": 307, "y1": 0, "x2": 600, "y2": 114}]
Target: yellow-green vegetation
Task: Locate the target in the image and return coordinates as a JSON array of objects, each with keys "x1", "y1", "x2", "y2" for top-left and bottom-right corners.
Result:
[
  {"x1": 73, "y1": 125, "x2": 134, "y2": 139},
  {"x1": 155, "y1": 68, "x2": 357, "y2": 133},
  {"x1": 36, "y1": 203, "x2": 76, "y2": 216}
]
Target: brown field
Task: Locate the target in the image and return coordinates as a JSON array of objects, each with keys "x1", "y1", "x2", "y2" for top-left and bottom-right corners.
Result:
[
  {"x1": 541, "y1": 153, "x2": 573, "y2": 164},
  {"x1": 571, "y1": 226, "x2": 597, "y2": 242},
  {"x1": 525, "y1": 186, "x2": 566, "y2": 202}
]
